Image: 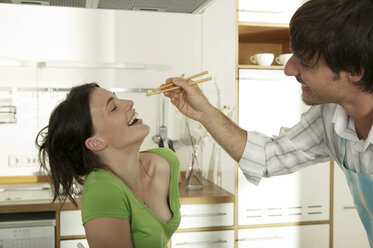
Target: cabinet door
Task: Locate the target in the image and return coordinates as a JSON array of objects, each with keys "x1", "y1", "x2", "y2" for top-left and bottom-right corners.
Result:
[
  {"x1": 60, "y1": 239, "x2": 89, "y2": 248},
  {"x1": 238, "y1": 69, "x2": 330, "y2": 225},
  {"x1": 238, "y1": 0, "x2": 307, "y2": 23},
  {"x1": 171, "y1": 230, "x2": 234, "y2": 248},
  {"x1": 60, "y1": 210, "x2": 85, "y2": 236},
  {"x1": 333, "y1": 163, "x2": 370, "y2": 247},
  {"x1": 179, "y1": 203, "x2": 234, "y2": 229},
  {"x1": 237, "y1": 224, "x2": 329, "y2": 248}
]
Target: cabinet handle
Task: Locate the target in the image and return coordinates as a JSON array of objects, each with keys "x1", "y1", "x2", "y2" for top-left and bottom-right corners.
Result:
[
  {"x1": 176, "y1": 239, "x2": 227, "y2": 246},
  {"x1": 343, "y1": 206, "x2": 356, "y2": 210},
  {"x1": 181, "y1": 212, "x2": 227, "y2": 218},
  {"x1": 237, "y1": 236, "x2": 283, "y2": 242}
]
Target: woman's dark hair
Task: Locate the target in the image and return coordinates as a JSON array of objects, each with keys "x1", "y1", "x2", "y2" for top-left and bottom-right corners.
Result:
[
  {"x1": 290, "y1": 0, "x2": 373, "y2": 93},
  {"x1": 36, "y1": 83, "x2": 103, "y2": 206}
]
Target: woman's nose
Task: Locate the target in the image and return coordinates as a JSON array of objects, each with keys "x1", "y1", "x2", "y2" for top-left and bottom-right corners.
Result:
[
  {"x1": 284, "y1": 55, "x2": 298, "y2": 77},
  {"x1": 121, "y1": 99, "x2": 133, "y2": 110}
]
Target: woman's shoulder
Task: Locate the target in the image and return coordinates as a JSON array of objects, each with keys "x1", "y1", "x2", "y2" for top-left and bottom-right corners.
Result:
[
  {"x1": 84, "y1": 169, "x2": 127, "y2": 193},
  {"x1": 142, "y1": 148, "x2": 180, "y2": 167}
]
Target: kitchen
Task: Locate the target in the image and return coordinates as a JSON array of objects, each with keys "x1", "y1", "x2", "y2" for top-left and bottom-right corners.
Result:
[{"x1": 0, "y1": 0, "x2": 370, "y2": 247}]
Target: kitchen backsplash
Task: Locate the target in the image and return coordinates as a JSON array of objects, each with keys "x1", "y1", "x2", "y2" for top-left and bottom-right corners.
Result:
[{"x1": 0, "y1": 84, "x2": 193, "y2": 176}]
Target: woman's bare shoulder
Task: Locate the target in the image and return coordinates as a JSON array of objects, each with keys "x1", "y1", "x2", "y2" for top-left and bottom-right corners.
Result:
[{"x1": 140, "y1": 151, "x2": 171, "y2": 178}]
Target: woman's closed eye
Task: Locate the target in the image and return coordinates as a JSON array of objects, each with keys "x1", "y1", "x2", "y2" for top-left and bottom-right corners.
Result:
[{"x1": 111, "y1": 105, "x2": 117, "y2": 112}]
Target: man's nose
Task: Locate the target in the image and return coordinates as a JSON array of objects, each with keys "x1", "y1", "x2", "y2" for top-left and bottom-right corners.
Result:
[{"x1": 284, "y1": 55, "x2": 298, "y2": 76}]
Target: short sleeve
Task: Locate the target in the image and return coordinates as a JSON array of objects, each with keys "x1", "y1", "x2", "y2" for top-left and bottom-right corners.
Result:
[{"x1": 81, "y1": 181, "x2": 130, "y2": 224}]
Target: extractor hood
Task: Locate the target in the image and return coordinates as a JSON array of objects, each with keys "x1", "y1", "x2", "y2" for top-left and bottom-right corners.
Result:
[{"x1": 0, "y1": 0, "x2": 216, "y2": 13}]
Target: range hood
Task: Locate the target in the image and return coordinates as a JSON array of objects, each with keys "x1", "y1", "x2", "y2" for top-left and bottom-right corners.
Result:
[{"x1": 0, "y1": 0, "x2": 216, "y2": 13}]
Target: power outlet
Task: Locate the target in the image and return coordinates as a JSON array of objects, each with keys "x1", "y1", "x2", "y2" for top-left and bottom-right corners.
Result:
[{"x1": 8, "y1": 155, "x2": 38, "y2": 167}]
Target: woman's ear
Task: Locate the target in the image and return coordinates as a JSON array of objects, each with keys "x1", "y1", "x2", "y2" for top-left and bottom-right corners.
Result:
[{"x1": 85, "y1": 137, "x2": 107, "y2": 151}]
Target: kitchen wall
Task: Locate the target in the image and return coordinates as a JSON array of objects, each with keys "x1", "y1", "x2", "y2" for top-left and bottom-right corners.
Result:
[
  {"x1": 0, "y1": 3, "x2": 201, "y2": 175},
  {"x1": 0, "y1": 2, "x2": 236, "y2": 193}
]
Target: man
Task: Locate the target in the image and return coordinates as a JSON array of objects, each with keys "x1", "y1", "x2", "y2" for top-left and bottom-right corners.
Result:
[{"x1": 163, "y1": 0, "x2": 373, "y2": 245}]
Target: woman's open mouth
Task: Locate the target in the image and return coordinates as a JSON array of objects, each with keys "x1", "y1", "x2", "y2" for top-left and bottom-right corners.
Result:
[{"x1": 128, "y1": 113, "x2": 139, "y2": 126}]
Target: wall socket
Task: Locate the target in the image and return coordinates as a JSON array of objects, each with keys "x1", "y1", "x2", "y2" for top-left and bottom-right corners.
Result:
[{"x1": 8, "y1": 155, "x2": 38, "y2": 167}]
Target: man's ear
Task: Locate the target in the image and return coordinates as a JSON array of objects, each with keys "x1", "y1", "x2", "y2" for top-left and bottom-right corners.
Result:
[
  {"x1": 85, "y1": 137, "x2": 107, "y2": 151},
  {"x1": 349, "y1": 68, "x2": 364, "y2": 84}
]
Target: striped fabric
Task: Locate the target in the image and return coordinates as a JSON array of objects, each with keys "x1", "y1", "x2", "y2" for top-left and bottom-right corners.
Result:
[{"x1": 238, "y1": 103, "x2": 373, "y2": 185}]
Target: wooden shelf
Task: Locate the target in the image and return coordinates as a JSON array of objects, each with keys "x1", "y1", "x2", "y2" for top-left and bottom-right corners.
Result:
[
  {"x1": 0, "y1": 175, "x2": 50, "y2": 185},
  {"x1": 238, "y1": 64, "x2": 284, "y2": 70},
  {"x1": 179, "y1": 178, "x2": 235, "y2": 205},
  {"x1": 238, "y1": 22, "x2": 291, "y2": 66},
  {"x1": 239, "y1": 23, "x2": 289, "y2": 43}
]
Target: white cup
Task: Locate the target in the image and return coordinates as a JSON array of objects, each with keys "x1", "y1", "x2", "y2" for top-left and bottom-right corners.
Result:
[
  {"x1": 275, "y1": 53, "x2": 293, "y2": 65},
  {"x1": 250, "y1": 53, "x2": 275, "y2": 66}
]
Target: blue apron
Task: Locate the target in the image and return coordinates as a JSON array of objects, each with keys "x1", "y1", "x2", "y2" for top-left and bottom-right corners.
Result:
[{"x1": 341, "y1": 138, "x2": 373, "y2": 247}]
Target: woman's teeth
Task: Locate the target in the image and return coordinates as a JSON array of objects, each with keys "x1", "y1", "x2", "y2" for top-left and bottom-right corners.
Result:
[{"x1": 128, "y1": 113, "x2": 138, "y2": 126}]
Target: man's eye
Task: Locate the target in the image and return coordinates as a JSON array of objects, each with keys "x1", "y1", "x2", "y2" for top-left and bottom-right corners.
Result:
[{"x1": 111, "y1": 106, "x2": 117, "y2": 112}]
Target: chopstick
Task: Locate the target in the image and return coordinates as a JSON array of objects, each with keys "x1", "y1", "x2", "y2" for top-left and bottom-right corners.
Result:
[{"x1": 146, "y1": 71, "x2": 211, "y2": 96}]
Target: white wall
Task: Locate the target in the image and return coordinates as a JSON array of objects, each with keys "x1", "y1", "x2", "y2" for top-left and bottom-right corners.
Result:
[
  {"x1": 200, "y1": 0, "x2": 236, "y2": 193},
  {"x1": 0, "y1": 4, "x2": 201, "y2": 176}
]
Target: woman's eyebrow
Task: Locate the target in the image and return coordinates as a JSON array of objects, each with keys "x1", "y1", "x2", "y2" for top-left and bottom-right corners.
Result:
[{"x1": 105, "y1": 96, "x2": 115, "y2": 109}]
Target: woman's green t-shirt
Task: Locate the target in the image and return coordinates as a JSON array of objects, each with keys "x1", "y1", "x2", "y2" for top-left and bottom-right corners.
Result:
[{"x1": 81, "y1": 148, "x2": 181, "y2": 248}]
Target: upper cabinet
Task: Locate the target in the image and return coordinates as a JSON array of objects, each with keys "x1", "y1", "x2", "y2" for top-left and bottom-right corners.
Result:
[
  {"x1": 237, "y1": 0, "x2": 308, "y2": 70},
  {"x1": 238, "y1": 0, "x2": 306, "y2": 24}
]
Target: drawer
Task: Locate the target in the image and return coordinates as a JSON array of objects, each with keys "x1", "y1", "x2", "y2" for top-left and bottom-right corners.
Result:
[
  {"x1": 179, "y1": 203, "x2": 234, "y2": 229},
  {"x1": 60, "y1": 239, "x2": 89, "y2": 248},
  {"x1": 171, "y1": 230, "x2": 234, "y2": 248},
  {"x1": 237, "y1": 224, "x2": 329, "y2": 248},
  {"x1": 60, "y1": 210, "x2": 85, "y2": 236}
]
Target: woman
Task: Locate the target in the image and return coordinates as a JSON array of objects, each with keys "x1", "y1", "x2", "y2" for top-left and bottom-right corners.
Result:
[{"x1": 36, "y1": 83, "x2": 181, "y2": 248}]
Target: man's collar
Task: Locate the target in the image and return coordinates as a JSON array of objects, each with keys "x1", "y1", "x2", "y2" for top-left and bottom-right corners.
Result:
[{"x1": 332, "y1": 104, "x2": 373, "y2": 150}]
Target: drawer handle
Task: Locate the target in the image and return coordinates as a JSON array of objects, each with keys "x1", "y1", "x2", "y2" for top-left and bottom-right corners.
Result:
[
  {"x1": 237, "y1": 236, "x2": 283, "y2": 242},
  {"x1": 176, "y1": 239, "x2": 227, "y2": 246},
  {"x1": 181, "y1": 212, "x2": 227, "y2": 218},
  {"x1": 343, "y1": 206, "x2": 356, "y2": 210}
]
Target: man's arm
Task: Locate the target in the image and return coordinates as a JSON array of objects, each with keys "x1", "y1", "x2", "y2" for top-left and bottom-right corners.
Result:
[{"x1": 163, "y1": 77, "x2": 247, "y2": 162}]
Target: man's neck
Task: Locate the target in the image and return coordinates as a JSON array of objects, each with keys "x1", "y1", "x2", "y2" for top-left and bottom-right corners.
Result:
[{"x1": 341, "y1": 93, "x2": 373, "y2": 140}]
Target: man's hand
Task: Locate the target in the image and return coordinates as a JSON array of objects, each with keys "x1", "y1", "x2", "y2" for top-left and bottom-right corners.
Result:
[{"x1": 162, "y1": 77, "x2": 214, "y2": 123}]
